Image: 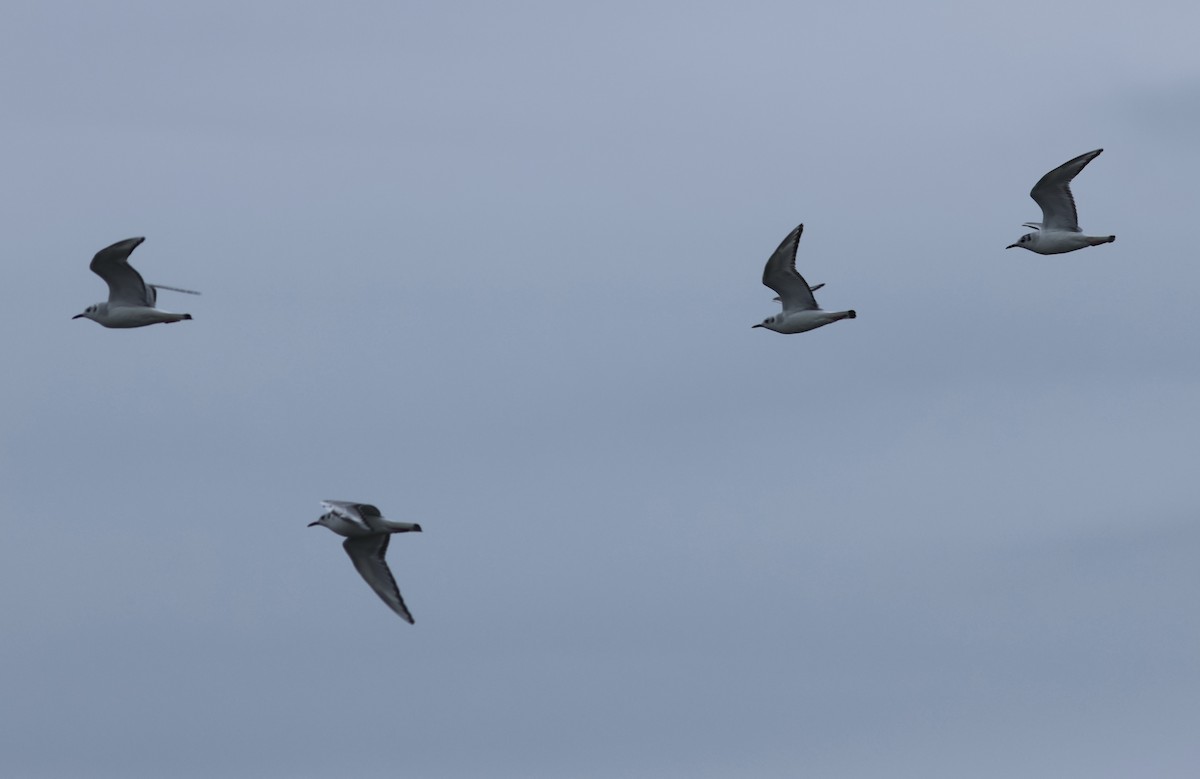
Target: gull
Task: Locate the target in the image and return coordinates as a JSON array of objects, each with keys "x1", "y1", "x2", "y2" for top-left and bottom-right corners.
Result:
[
  {"x1": 73, "y1": 237, "x2": 199, "y2": 327},
  {"x1": 309, "y1": 500, "x2": 423, "y2": 623},
  {"x1": 1007, "y1": 149, "x2": 1115, "y2": 255},
  {"x1": 753, "y1": 224, "x2": 856, "y2": 334}
]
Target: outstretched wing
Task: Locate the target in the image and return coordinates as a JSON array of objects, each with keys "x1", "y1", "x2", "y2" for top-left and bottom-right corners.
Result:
[
  {"x1": 762, "y1": 224, "x2": 818, "y2": 313},
  {"x1": 90, "y1": 237, "x2": 152, "y2": 306},
  {"x1": 1030, "y1": 149, "x2": 1102, "y2": 232},
  {"x1": 343, "y1": 535, "x2": 415, "y2": 623}
]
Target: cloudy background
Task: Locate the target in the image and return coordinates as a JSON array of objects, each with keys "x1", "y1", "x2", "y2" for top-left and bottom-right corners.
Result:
[{"x1": 2, "y1": 1, "x2": 1199, "y2": 776}]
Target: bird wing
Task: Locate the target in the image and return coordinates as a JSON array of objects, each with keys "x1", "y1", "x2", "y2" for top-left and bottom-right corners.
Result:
[
  {"x1": 762, "y1": 224, "x2": 819, "y2": 313},
  {"x1": 90, "y1": 237, "x2": 152, "y2": 306},
  {"x1": 343, "y1": 535, "x2": 414, "y2": 623},
  {"x1": 774, "y1": 281, "x2": 823, "y2": 301},
  {"x1": 1029, "y1": 149, "x2": 1102, "y2": 232},
  {"x1": 322, "y1": 500, "x2": 387, "y2": 532},
  {"x1": 141, "y1": 284, "x2": 200, "y2": 307},
  {"x1": 149, "y1": 284, "x2": 200, "y2": 296}
]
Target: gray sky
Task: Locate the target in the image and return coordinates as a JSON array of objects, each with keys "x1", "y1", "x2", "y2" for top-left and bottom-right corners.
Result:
[{"x1": 3, "y1": 1, "x2": 1199, "y2": 776}]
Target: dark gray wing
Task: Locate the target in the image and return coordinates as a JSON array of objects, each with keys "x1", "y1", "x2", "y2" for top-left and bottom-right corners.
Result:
[
  {"x1": 343, "y1": 535, "x2": 414, "y2": 623},
  {"x1": 90, "y1": 237, "x2": 152, "y2": 306},
  {"x1": 322, "y1": 500, "x2": 388, "y2": 532},
  {"x1": 761, "y1": 224, "x2": 818, "y2": 313},
  {"x1": 353, "y1": 503, "x2": 384, "y2": 520},
  {"x1": 1030, "y1": 149, "x2": 1102, "y2": 232},
  {"x1": 353, "y1": 502, "x2": 388, "y2": 532},
  {"x1": 323, "y1": 500, "x2": 383, "y2": 518},
  {"x1": 774, "y1": 281, "x2": 823, "y2": 301}
]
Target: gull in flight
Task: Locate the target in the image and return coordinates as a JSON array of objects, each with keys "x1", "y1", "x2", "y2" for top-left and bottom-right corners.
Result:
[
  {"x1": 753, "y1": 224, "x2": 856, "y2": 334},
  {"x1": 73, "y1": 237, "x2": 199, "y2": 327},
  {"x1": 1007, "y1": 149, "x2": 1115, "y2": 255},
  {"x1": 309, "y1": 500, "x2": 423, "y2": 624}
]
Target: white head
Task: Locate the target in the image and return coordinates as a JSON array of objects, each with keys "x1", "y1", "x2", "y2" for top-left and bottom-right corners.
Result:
[
  {"x1": 307, "y1": 512, "x2": 336, "y2": 530},
  {"x1": 752, "y1": 315, "x2": 785, "y2": 333},
  {"x1": 1006, "y1": 233, "x2": 1035, "y2": 251},
  {"x1": 72, "y1": 302, "x2": 106, "y2": 323}
]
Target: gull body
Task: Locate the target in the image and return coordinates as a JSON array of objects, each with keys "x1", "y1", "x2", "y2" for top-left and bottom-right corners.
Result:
[
  {"x1": 753, "y1": 224, "x2": 856, "y2": 334},
  {"x1": 73, "y1": 237, "x2": 199, "y2": 327},
  {"x1": 308, "y1": 500, "x2": 423, "y2": 624},
  {"x1": 1007, "y1": 149, "x2": 1115, "y2": 255}
]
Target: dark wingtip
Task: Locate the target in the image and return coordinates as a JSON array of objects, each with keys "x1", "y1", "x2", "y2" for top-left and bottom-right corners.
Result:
[
  {"x1": 847, "y1": 310, "x2": 857, "y2": 319},
  {"x1": 1107, "y1": 235, "x2": 1116, "y2": 243},
  {"x1": 182, "y1": 314, "x2": 193, "y2": 320}
]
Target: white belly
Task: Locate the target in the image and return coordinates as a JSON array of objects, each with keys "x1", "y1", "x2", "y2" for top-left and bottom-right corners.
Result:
[
  {"x1": 100, "y1": 306, "x2": 186, "y2": 328},
  {"x1": 1028, "y1": 231, "x2": 1094, "y2": 255},
  {"x1": 776, "y1": 310, "x2": 848, "y2": 334}
]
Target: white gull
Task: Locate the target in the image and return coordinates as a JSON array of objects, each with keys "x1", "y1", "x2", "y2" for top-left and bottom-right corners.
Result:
[
  {"x1": 309, "y1": 500, "x2": 423, "y2": 624},
  {"x1": 753, "y1": 224, "x2": 856, "y2": 334},
  {"x1": 1007, "y1": 149, "x2": 1115, "y2": 255},
  {"x1": 73, "y1": 237, "x2": 198, "y2": 328}
]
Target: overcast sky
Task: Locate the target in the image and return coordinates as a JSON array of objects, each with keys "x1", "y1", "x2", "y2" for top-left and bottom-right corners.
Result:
[{"x1": 3, "y1": 1, "x2": 1199, "y2": 777}]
